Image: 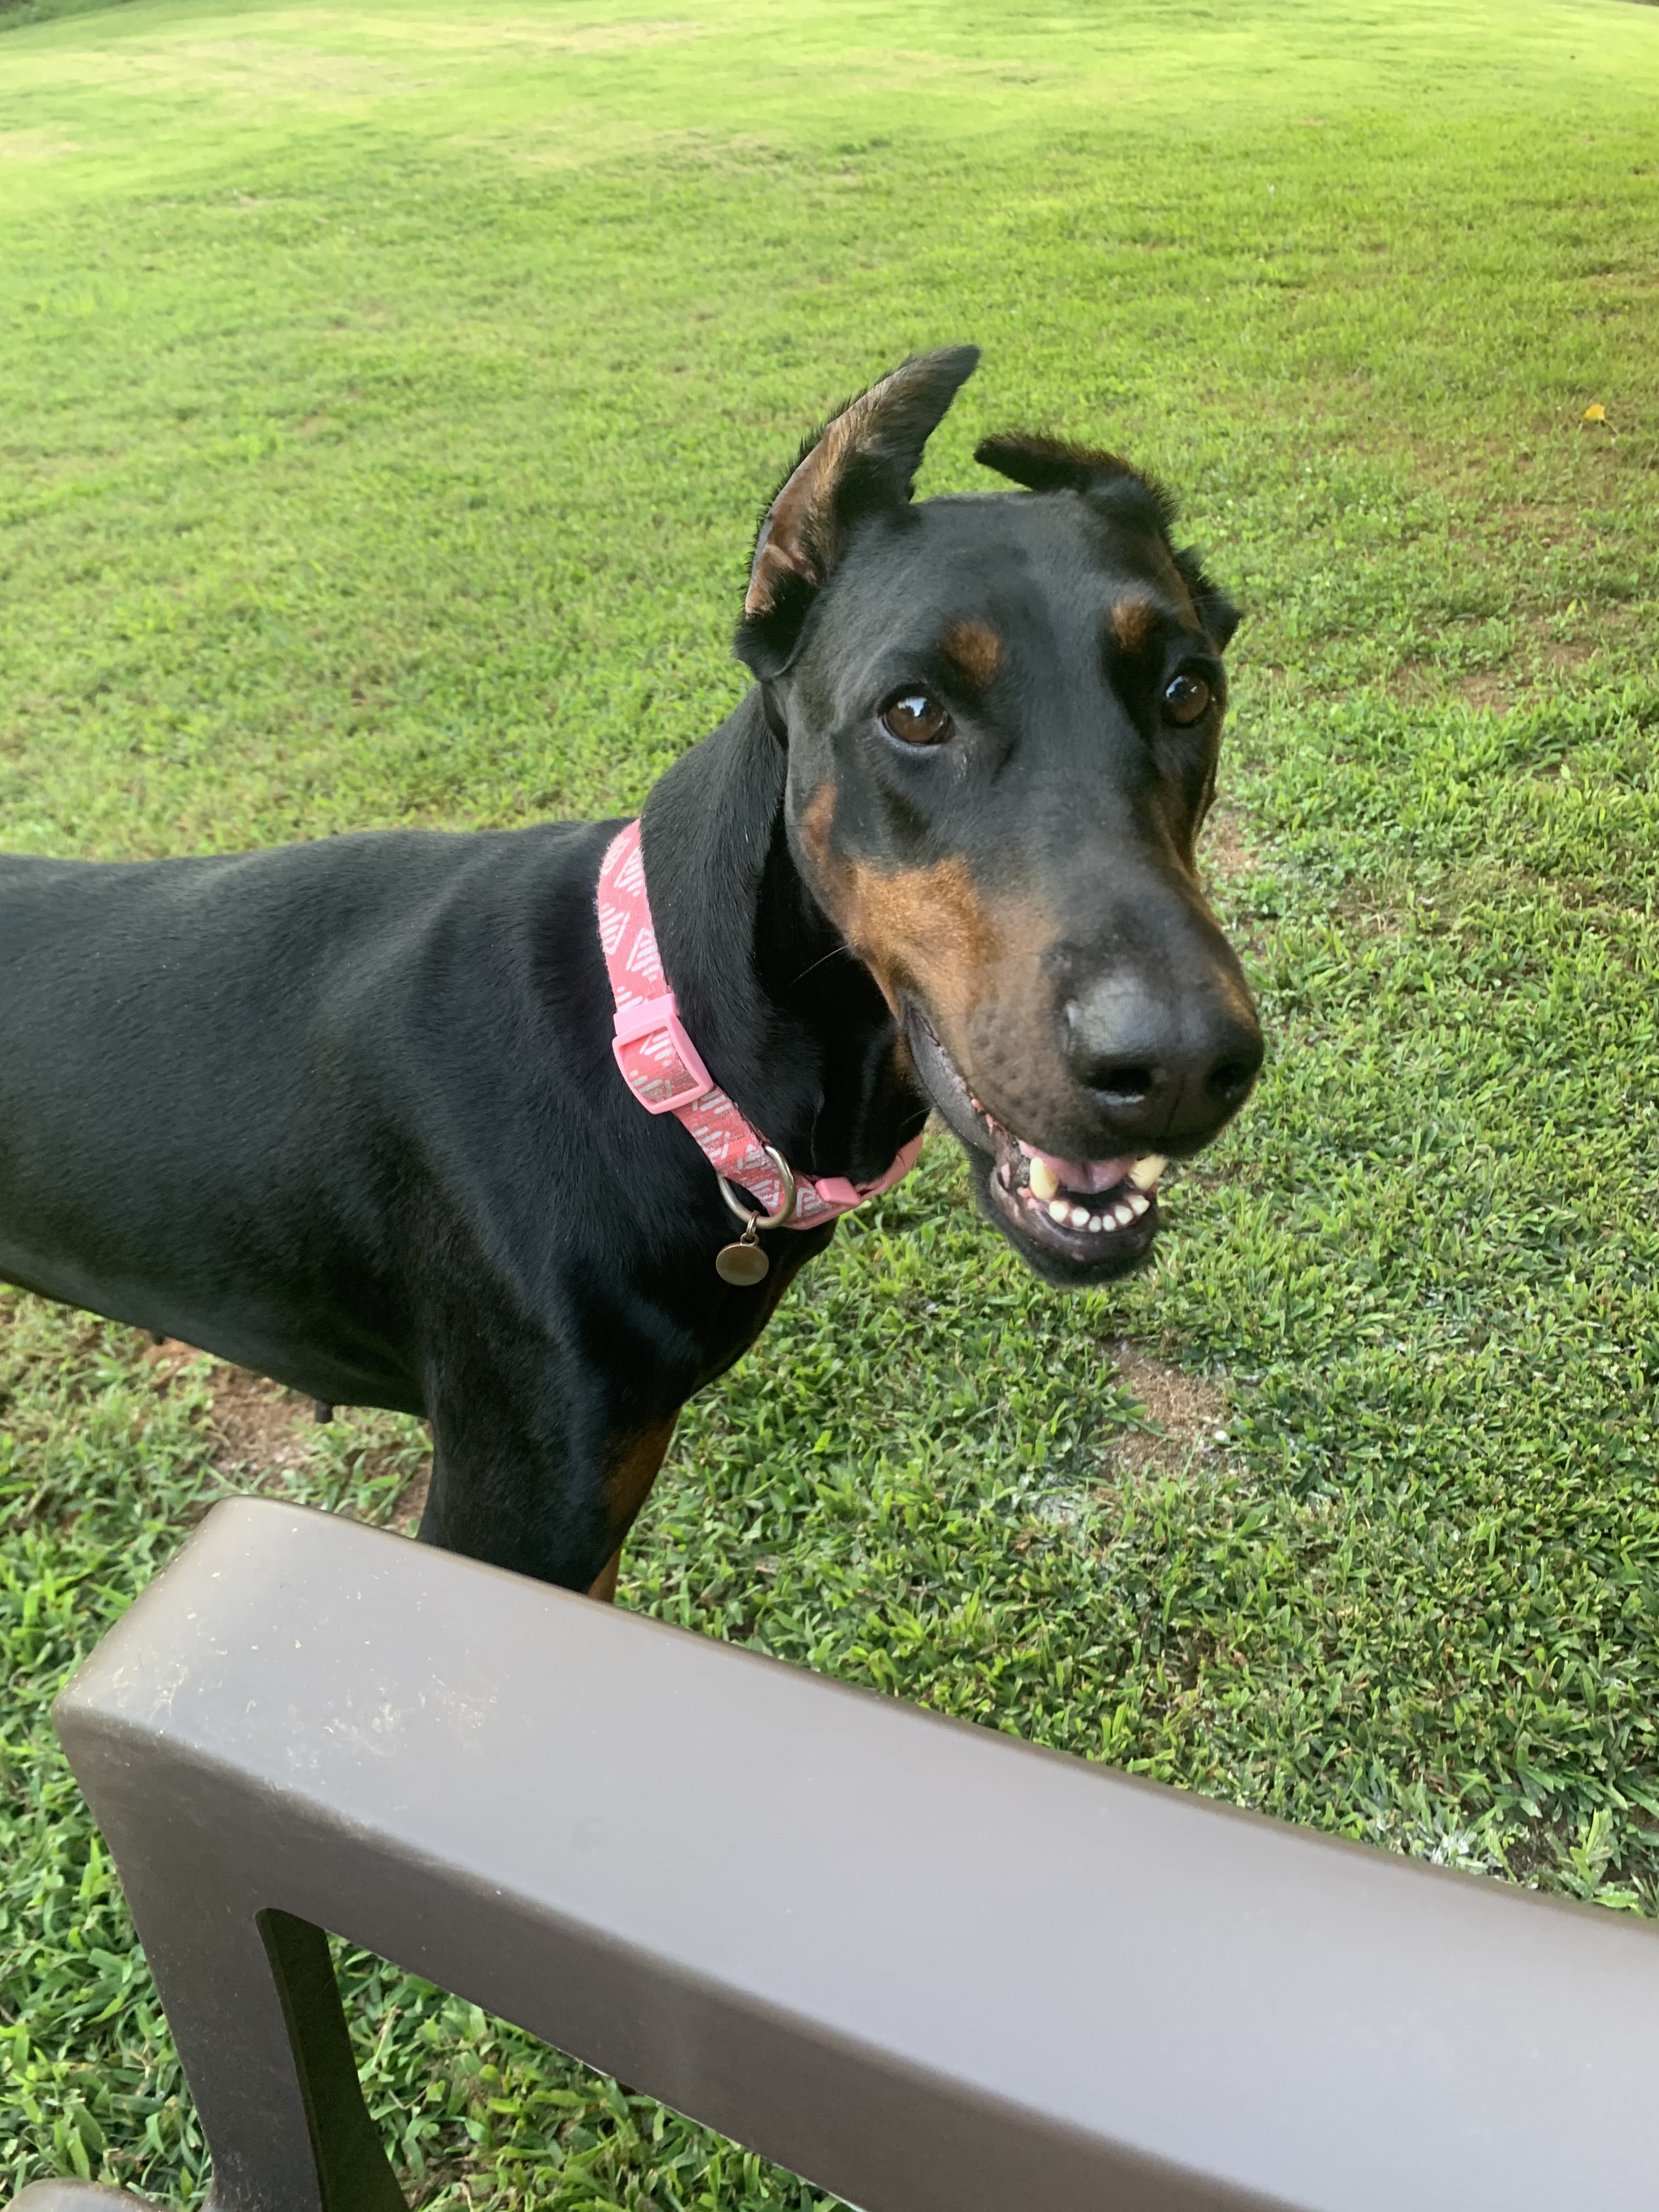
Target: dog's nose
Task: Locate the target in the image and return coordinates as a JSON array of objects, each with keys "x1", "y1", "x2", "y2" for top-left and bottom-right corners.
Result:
[{"x1": 1062, "y1": 969, "x2": 1263, "y2": 1148}]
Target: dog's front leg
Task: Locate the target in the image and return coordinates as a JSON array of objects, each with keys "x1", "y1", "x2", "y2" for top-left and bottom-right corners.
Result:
[{"x1": 415, "y1": 1329, "x2": 681, "y2": 1596}]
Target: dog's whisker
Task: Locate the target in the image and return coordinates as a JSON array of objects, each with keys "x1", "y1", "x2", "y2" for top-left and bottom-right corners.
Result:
[{"x1": 788, "y1": 943, "x2": 860, "y2": 988}]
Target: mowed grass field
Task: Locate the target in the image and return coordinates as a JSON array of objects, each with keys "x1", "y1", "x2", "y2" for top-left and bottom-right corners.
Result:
[{"x1": 4, "y1": 0, "x2": 1659, "y2": 2202}]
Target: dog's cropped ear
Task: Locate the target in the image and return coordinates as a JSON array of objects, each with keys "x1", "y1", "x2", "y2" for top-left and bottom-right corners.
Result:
[
  {"x1": 974, "y1": 431, "x2": 1176, "y2": 534},
  {"x1": 975, "y1": 430, "x2": 1145, "y2": 495},
  {"x1": 978, "y1": 431, "x2": 1240, "y2": 653},
  {"x1": 1173, "y1": 546, "x2": 1242, "y2": 653},
  {"x1": 736, "y1": 345, "x2": 980, "y2": 679}
]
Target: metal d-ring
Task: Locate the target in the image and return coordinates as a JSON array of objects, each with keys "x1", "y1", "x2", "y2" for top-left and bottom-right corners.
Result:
[{"x1": 716, "y1": 1146, "x2": 797, "y2": 1234}]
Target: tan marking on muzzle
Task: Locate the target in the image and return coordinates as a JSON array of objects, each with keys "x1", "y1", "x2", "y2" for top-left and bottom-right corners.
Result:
[
  {"x1": 800, "y1": 778, "x2": 839, "y2": 876},
  {"x1": 798, "y1": 783, "x2": 1058, "y2": 1098},
  {"x1": 837, "y1": 854, "x2": 1002, "y2": 1019}
]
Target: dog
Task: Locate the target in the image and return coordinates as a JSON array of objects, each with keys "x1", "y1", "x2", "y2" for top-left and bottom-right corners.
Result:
[{"x1": 0, "y1": 347, "x2": 1261, "y2": 1599}]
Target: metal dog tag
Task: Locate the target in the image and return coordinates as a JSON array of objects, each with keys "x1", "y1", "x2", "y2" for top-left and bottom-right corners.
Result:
[
  {"x1": 714, "y1": 1147, "x2": 792, "y2": 1285},
  {"x1": 716, "y1": 1239, "x2": 769, "y2": 1286}
]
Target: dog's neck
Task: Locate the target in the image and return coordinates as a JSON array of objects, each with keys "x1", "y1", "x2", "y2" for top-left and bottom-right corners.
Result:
[{"x1": 640, "y1": 688, "x2": 927, "y2": 1186}]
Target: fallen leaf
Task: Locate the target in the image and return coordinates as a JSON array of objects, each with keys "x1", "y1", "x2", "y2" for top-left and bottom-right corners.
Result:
[{"x1": 1582, "y1": 403, "x2": 1607, "y2": 423}]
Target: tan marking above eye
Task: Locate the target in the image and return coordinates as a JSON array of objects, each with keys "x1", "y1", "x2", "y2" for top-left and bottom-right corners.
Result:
[
  {"x1": 1109, "y1": 595, "x2": 1160, "y2": 652},
  {"x1": 940, "y1": 618, "x2": 1004, "y2": 689}
]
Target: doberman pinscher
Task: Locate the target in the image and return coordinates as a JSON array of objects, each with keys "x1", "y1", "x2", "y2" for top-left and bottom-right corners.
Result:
[{"x1": 0, "y1": 347, "x2": 1261, "y2": 1599}]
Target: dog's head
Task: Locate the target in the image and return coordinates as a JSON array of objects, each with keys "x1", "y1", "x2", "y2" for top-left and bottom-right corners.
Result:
[{"x1": 735, "y1": 347, "x2": 1262, "y2": 1285}]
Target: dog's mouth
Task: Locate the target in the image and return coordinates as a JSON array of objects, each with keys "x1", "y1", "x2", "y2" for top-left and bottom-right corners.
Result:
[{"x1": 905, "y1": 1008, "x2": 1164, "y2": 1281}]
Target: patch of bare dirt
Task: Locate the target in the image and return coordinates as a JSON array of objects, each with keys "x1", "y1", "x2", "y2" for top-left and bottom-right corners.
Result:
[
  {"x1": 1105, "y1": 1341, "x2": 1229, "y2": 1480},
  {"x1": 0, "y1": 132, "x2": 81, "y2": 162},
  {"x1": 1393, "y1": 611, "x2": 1619, "y2": 714},
  {"x1": 144, "y1": 1336, "x2": 321, "y2": 1482},
  {"x1": 1452, "y1": 669, "x2": 1514, "y2": 713},
  {"x1": 142, "y1": 1334, "x2": 430, "y2": 1527},
  {"x1": 1330, "y1": 882, "x2": 1407, "y2": 939},
  {"x1": 1453, "y1": 636, "x2": 1599, "y2": 714},
  {"x1": 1199, "y1": 802, "x2": 1258, "y2": 884},
  {"x1": 348, "y1": 13, "x2": 704, "y2": 54},
  {"x1": 394, "y1": 1464, "x2": 430, "y2": 1534}
]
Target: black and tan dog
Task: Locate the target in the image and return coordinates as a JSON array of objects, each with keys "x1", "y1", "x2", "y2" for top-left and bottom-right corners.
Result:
[{"x1": 0, "y1": 347, "x2": 1261, "y2": 1597}]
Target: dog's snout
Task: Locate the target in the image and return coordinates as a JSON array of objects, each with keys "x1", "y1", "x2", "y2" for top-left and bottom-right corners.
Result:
[{"x1": 1062, "y1": 969, "x2": 1263, "y2": 1148}]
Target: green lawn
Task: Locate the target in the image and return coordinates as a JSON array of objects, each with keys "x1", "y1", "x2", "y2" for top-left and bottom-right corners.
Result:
[{"x1": 4, "y1": 0, "x2": 1659, "y2": 2202}]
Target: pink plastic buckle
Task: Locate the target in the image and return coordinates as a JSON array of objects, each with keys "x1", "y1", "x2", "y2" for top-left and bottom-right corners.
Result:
[{"x1": 612, "y1": 993, "x2": 714, "y2": 1114}]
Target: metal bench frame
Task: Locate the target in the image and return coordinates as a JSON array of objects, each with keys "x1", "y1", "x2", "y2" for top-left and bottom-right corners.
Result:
[{"x1": 11, "y1": 1497, "x2": 1659, "y2": 2211}]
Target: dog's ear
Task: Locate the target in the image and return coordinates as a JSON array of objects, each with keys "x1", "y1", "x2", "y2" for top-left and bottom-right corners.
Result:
[
  {"x1": 736, "y1": 345, "x2": 980, "y2": 679},
  {"x1": 1173, "y1": 545, "x2": 1241, "y2": 653},
  {"x1": 974, "y1": 430, "x2": 1176, "y2": 534},
  {"x1": 977, "y1": 432, "x2": 1240, "y2": 653}
]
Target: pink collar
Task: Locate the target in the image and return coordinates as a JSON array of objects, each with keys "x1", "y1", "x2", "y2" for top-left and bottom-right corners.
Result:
[{"x1": 596, "y1": 820, "x2": 922, "y2": 1228}]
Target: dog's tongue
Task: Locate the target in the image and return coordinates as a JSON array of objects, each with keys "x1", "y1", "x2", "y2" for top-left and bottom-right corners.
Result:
[{"x1": 1018, "y1": 1141, "x2": 1137, "y2": 1194}]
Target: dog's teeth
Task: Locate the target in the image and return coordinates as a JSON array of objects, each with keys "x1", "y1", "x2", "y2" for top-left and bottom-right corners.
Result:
[
  {"x1": 1049, "y1": 1198, "x2": 1070, "y2": 1223},
  {"x1": 1128, "y1": 1154, "x2": 1167, "y2": 1193},
  {"x1": 1028, "y1": 1158, "x2": 1060, "y2": 1202},
  {"x1": 1127, "y1": 1190, "x2": 1150, "y2": 1217},
  {"x1": 1069, "y1": 1205, "x2": 1090, "y2": 1230},
  {"x1": 1112, "y1": 1201, "x2": 1134, "y2": 1228},
  {"x1": 1087, "y1": 1213, "x2": 1103, "y2": 1233}
]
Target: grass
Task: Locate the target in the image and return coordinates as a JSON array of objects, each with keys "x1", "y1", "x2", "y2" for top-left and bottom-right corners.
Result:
[{"x1": 3, "y1": 0, "x2": 1659, "y2": 2200}]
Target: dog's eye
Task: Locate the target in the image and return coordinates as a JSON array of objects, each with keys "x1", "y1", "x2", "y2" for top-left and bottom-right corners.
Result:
[
  {"x1": 1162, "y1": 673, "x2": 1212, "y2": 726},
  {"x1": 880, "y1": 692, "x2": 952, "y2": 747}
]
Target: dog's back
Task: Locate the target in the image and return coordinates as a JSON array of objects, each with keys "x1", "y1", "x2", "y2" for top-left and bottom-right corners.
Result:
[{"x1": 0, "y1": 825, "x2": 602, "y2": 1404}]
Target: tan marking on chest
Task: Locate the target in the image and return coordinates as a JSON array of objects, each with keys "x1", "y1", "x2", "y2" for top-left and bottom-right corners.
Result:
[
  {"x1": 589, "y1": 1415, "x2": 680, "y2": 1603},
  {"x1": 603, "y1": 1417, "x2": 678, "y2": 1528}
]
